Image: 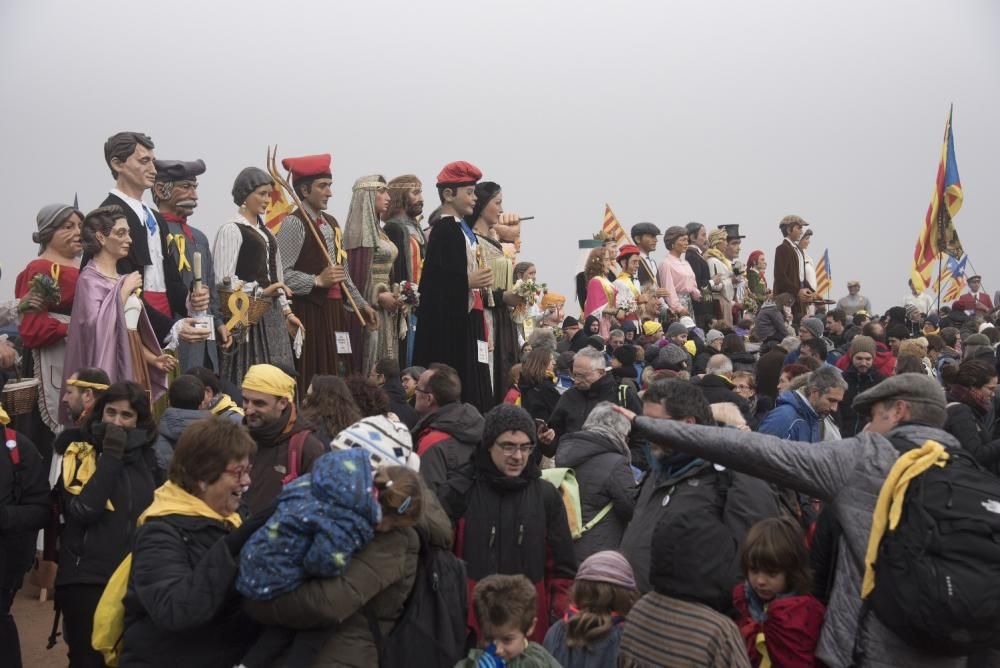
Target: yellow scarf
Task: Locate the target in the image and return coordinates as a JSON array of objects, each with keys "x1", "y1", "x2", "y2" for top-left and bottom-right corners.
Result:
[
  {"x1": 0, "y1": 404, "x2": 9, "y2": 426},
  {"x1": 862, "y1": 440, "x2": 948, "y2": 598},
  {"x1": 705, "y1": 247, "x2": 732, "y2": 272},
  {"x1": 617, "y1": 271, "x2": 640, "y2": 297},
  {"x1": 139, "y1": 480, "x2": 242, "y2": 528},
  {"x1": 210, "y1": 393, "x2": 245, "y2": 417},
  {"x1": 63, "y1": 442, "x2": 114, "y2": 511}
]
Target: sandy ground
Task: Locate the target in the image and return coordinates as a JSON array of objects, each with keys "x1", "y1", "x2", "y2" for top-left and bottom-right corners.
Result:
[{"x1": 12, "y1": 583, "x2": 66, "y2": 668}]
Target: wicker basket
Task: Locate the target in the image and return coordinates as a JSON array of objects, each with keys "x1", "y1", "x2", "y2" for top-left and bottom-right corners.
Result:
[
  {"x1": 3, "y1": 378, "x2": 40, "y2": 416},
  {"x1": 218, "y1": 288, "x2": 273, "y2": 326}
]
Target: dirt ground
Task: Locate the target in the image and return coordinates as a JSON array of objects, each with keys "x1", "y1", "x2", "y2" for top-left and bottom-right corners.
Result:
[{"x1": 12, "y1": 582, "x2": 66, "y2": 667}]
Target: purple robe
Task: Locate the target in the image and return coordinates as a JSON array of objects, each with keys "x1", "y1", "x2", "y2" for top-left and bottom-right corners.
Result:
[{"x1": 61, "y1": 264, "x2": 167, "y2": 423}]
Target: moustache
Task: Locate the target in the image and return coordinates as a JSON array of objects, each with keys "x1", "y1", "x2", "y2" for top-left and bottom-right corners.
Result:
[{"x1": 176, "y1": 199, "x2": 198, "y2": 209}]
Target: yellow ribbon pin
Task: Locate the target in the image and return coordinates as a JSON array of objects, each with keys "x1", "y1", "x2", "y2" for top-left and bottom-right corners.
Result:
[
  {"x1": 332, "y1": 226, "x2": 348, "y2": 265},
  {"x1": 225, "y1": 290, "x2": 250, "y2": 331},
  {"x1": 50, "y1": 263, "x2": 60, "y2": 282},
  {"x1": 168, "y1": 234, "x2": 192, "y2": 273}
]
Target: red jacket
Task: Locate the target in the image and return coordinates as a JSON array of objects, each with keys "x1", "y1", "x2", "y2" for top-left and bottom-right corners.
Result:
[
  {"x1": 733, "y1": 583, "x2": 826, "y2": 668},
  {"x1": 835, "y1": 341, "x2": 895, "y2": 377}
]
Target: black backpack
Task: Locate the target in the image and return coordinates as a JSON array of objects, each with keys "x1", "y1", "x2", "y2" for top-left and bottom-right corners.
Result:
[
  {"x1": 365, "y1": 526, "x2": 468, "y2": 667},
  {"x1": 863, "y1": 438, "x2": 1000, "y2": 656}
]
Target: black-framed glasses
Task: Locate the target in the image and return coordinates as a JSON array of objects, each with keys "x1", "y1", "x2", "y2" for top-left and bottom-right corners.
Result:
[{"x1": 496, "y1": 442, "x2": 534, "y2": 456}]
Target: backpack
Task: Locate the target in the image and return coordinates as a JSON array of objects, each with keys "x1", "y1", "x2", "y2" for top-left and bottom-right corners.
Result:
[
  {"x1": 861, "y1": 438, "x2": 1000, "y2": 657},
  {"x1": 540, "y1": 467, "x2": 613, "y2": 540},
  {"x1": 364, "y1": 526, "x2": 468, "y2": 667},
  {"x1": 92, "y1": 553, "x2": 132, "y2": 666},
  {"x1": 281, "y1": 429, "x2": 309, "y2": 485}
]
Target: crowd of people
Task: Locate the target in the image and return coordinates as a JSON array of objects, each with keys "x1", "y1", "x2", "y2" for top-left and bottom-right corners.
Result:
[{"x1": 1, "y1": 132, "x2": 999, "y2": 667}]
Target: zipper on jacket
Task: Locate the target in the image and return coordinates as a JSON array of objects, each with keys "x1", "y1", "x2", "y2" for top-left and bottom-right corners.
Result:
[
  {"x1": 517, "y1": 523, "x2": 524, "y2": 546},
  {"x1": 489, "y1": 524, "x2": 496, "y2": 548}
]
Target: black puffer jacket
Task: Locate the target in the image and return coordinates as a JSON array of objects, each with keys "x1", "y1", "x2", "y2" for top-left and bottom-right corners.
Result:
[
  {"x1": 518, "y1": 378, "x2": 561, "y2": 423},
  {"x1": 121, "y1": 514, "x2": 257, "y2": 667},
  {"x1": 945, "y1": 389, "x2": 1000, "y2": 474},
  {"x1": 56, "y1": 427, "x2": 159, "y2": 587},
  {"x1": 839, "y1": 366, "x2": 886, "y2": 437},
  {"x1": 0, "y1": 428, "x2": 49, "y2": 590},
  {"x1": 547, "y1": 373, "x2": 642, "y2": 456},
  {"x1": 553, "y1": 431, "x2": 636, "y2": 563}
]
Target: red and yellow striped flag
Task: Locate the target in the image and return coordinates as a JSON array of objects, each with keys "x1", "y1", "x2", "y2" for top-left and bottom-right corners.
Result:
[
  {"x1": 815, "y1": 249, "x2": 832, "y2": 295},
  {"x1": 602, "y1": 204, "x2": 628, "y2": 246},
  {"x1": 911, "y1": 107, "x2": 964, "y2": 291},
  {"x1": 264, "y1": 185, "x2": 294, "y2": 233}
]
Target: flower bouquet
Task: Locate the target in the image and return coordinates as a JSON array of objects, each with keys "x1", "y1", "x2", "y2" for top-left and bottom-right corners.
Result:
[
  {"x1": 616, "y1": 292, "x2": 638, "y2": 316},
  {"x1": 511, "y1": 279, "x2": 547, "y2": 323},
  {"x1": 398, "y1": 281, "x2": 420, "y2": 308},
  {"x1": 18, "y1": 273, "x2": 61, "y2": 313}
]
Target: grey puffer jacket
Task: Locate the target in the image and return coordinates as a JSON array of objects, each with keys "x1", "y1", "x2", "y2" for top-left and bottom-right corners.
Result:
[
  {"x1": 553, "y1": 430, "x2": 636, "y2": 563},
  {"x1": 631, "y1": 416, "x2": 967, "y2": 668},
  {"x1": 152, "y1": 408, "x2": 211, "y2": 475}
]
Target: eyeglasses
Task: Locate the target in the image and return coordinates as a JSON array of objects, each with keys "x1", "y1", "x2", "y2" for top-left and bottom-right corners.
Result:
[
  {"x1": 414, "y1": 386, "x2": 430, "y2": 395},
  {"x1": 496, "y1": 442, "x2": 535, "y2": 457},
  {"x1": 223, "y1": 464, "x2": 252, "y2": 480}
]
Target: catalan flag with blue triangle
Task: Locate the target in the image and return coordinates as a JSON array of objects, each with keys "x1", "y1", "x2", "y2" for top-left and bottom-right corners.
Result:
[{"x1": 816, "y1": 249, "x2": 832, "y2": 296}]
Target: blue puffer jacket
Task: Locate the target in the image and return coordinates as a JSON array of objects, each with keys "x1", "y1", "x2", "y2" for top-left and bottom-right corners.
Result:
[
  {"x1": 756, "y1": 390, "x2": 821, "y2": 442},
  {"x1": 236, "y1": 449, "x2": 380, "y2": 600}
]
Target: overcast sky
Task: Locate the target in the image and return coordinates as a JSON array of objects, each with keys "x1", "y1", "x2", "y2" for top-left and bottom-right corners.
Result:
[{"x1": 2, "y1": 0, "x2": 998, "y2": 314}]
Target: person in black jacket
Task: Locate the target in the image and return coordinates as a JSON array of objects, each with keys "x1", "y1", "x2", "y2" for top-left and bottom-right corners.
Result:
[
  {"x1": 370, "y1": 358, "x2": 418, "y2": 429},
  {"x1": 542, "y1": 348, "x2": 641, "y2": 458},
  {"x1": 56, "y1": 381, "x2": 160, "y2": 668},
  {"x1": 838, "y1": 336, "x2": 886, "y2": 437},
  {"x1": 440, "y1": 405, "x2": 577, "y2": 643},
  {"x1": 0, "y1": 407, "x2": 50, "y2": 668},
  {"x1": 553, "y1": 402, "x2": 636, "y2": 563},
  {"x1": 517, "y1": 348, "x2": 561, "y2": 424},
  {"x1": 942, "y1": 358, "x2": 1000, "y2": 474},
  {"x1": 121, "y1": 417, "x2": 268, "y2": 667}
]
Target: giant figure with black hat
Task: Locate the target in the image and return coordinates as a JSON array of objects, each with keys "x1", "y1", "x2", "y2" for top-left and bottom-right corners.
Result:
[
  {"x1": 152, "y1": 158, "x2": 231, "y2": 373},
  {"x1": 773, "y1": 214, "x2": 812, "y2": 326},
  {"x1": 273, "y1": 154, "x2": 374, "y2": 393},
  {"x1": 704, "y1": 224, "x2": 746, "y2": 327},
  {"x1": 95, "y1": 132, "x2": 201, "y2": 344},
  {"x1": 412, "y1": 161, "x2": 494, "y2": 412}
]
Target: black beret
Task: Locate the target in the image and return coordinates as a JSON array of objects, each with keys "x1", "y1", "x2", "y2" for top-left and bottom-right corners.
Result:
[{"x1": 154, "y1": 159, "x2": 206, "y2": 182}]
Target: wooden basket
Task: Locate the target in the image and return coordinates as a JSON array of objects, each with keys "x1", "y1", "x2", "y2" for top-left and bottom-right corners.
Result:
[
  {"x1": 218, "y1": 288, "x2": 273, "y2": 326},
  {"x1": 3, "y1": 378, "x2": 40, "y2": 416}
]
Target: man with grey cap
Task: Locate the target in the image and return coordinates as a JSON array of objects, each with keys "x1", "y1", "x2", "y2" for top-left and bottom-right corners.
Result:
[
  {"x1": 97, "y1": 131, "x2": 200, "y2": 344},
  {"x1": 629, "y1": 222, "x2": 661, "y2": 289},
  {"x1": 152, "y1": 158, "x2": 230, "y2": 372},
  {"x1": 615, "y1": 373, "x2": 969, "y2": 667}
]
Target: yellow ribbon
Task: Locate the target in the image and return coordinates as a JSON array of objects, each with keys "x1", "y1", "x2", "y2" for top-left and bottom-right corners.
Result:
[
  {"x1": 50, "y1": 263, "x2": 60, "y2": 282},
  {"x1": 225, "y1": 290, "x2": 250, "y2": 331},
  {"x1": 332, "y1": 226, "x2": 348, "y2": 265},
  {"x1": 62, "y1": 442, "x2": 114, "y2": 511},
  {"x1": 167, "y1": 234, "x2": 192, "y2": 273}
]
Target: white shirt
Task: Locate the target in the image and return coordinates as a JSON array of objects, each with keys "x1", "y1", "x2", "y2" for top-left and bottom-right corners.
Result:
[
  {"x1": 903, "y1": 292, "x2": 934, "y2": 315},
  {"x1": 110, "y1": 188, "x2": 166, "y2": 293}
]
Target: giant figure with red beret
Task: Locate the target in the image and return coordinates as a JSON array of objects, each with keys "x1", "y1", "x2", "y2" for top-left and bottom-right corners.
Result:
[
  {"x1": 412, "y1": 161, "x2": 494, "y2": 412},
  {"x1": 274, "y1": 153, "x2": 374, "y2": 392}
]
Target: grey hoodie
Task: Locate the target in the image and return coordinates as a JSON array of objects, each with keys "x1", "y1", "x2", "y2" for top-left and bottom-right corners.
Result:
[
  {"x1": 152, "y1": 408, "x2": 211, "y2": 475},
  {"x1": 631, "y1": 416, "x2": 966, "y2": 668}
]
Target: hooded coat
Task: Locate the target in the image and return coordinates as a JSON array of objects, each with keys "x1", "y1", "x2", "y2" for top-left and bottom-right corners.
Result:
[
  {"x1": 152, "y1": 407, "x2": 211, "y2": 476},
  {"x1": 835, "y1": 341, "x2": 896, "y2": 378},
  {"x1": 757, "y1": 390, "x2": 822, "y2": 443},
  {"x1": 546, "y1": 372, "x2": 642, "y2": 456},
  {"x1": 553, "y1": 430, "x2": 637, "y2": 563},
  {"x1": 631, "y1": 416, "x2": 968, "y2": 668},
  {"x1": 412, "y1": 402, "x2": 484, "y2": 498},
  {"x1": 840, "y1": 366, "x2": 886, "y2": 437}
]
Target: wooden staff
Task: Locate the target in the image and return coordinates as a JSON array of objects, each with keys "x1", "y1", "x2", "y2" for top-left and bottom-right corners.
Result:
[{"x1": 266, "y1": 145, "x2": 366, "y2": 326}]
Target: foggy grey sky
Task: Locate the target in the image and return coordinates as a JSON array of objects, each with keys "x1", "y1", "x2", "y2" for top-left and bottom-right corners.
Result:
[{"x1": 2, "y1": 0, "x2": 998, "y2": 313}]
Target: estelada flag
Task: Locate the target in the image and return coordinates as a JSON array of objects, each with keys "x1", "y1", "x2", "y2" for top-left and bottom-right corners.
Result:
[
  {"x1": 911, "y1": 106, "x2": 964, "y2": 292},
  {"x1": 264, "y1": 185, "x2": 293, "y2": 233},
  {"x1": 602, "y1": 204, "x2": 628, "y2": 246},
  {"x1": 816, "y1": 249, "x2": 832, "y2": 295}
]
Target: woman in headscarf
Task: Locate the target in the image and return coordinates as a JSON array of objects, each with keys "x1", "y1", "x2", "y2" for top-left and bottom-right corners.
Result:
[
  {"x1": 16, "y1": 204, "x2": 83, "y2": 436},
  {"x1": 343, "y1": 174, "x2": 398, "y2": 375},
  {"x1": 212, "y1": 167, "x2": 301, "y2": 388},
  {"x1": 583, "y1": 247, "x2": 619, "y2": 339},
  {"x1": 63, "y1": 206, "x2": 173, "y2": 411},
  {"x1": 470, "y1": 182, "x2": 524, "y2": 405},
  {"x1": 704, "y1": 228, "x2": 736, "y2": 326}
]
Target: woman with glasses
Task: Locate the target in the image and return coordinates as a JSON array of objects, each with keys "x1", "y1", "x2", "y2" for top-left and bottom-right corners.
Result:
[
  {"x1": 440, "y1": 404, "x2": 577, "y2": 644},
  {"x1": 120, "y1": 417, "x2": 268, "y2": 666}
]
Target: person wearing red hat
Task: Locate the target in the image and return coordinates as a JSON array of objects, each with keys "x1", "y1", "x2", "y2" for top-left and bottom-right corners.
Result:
[
  {"x1": 412, "y1": 161, "x2": 495, "y2": 412},
  {"x1": 613, "y1": 244, "x2": 644, "y2": 322},
  {"x1": 273, "y1": 154, "x2": 374, "y2": 392}
]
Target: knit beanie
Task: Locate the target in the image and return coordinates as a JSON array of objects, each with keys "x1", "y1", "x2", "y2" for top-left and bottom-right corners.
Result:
[
  {"x1": 679, "y1": 316, "x2": 696, "y2": 329},
  {"x1": 642, "y1": 321, "x2": 663, "y2": 337},
  {"x1": 654, "y1": 344, "x2": 690, "y2": 371},
  {"x1": 849, "y1": 335, "x2": 877, "y2": 358},
  {"x1": 666, "y1": 322, "x2": 688, "y2": 339},
  {"x1": 585, "y1": 335, "x2": 605, "y2": 352},
  {"x1": 613, "y1": 345, "x2": 637, "y2": 367},
  {"x1": 482, "y1": 404, "x2": 536, "y2": 450},
  {"x1": 331, "y1": 415, "x2": 419, "y2": 471},
  {"x1": 800, "y1": 317, "x2": 825, "y2": 341},
  {"x1": 576, "y1": 550, "x2": 637, "y2": 590},
  {"x1": 886, "y1": 323, "x2": 910, "y2": 341},
  {"x1": 706, "y1": 329, "x2": 724, "y2": 345},
  {"x1": 965, "y1": 333, "x2": 990, "y2": 347}
]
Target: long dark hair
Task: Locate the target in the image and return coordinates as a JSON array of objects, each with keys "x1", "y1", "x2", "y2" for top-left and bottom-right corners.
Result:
[
  {"x1": 469, "y1": 181, "x2": 502, "y2": 226},
  {"x1": 302, "y1": 375, "x2": 363, "y2": 441},
  {"x1": 520, "y1": 348, "x2": 554, "y2": 386},
  {"x1": 740, "y1": 518, "x2": 812, "y2": 595}
]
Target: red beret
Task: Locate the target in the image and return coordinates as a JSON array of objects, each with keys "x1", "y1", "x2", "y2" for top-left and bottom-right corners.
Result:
[
  {"x1": 281, "y1": 154, "x2": 332, "y2": 182},
  {"x1": 617, "y1": 244, "x2": 641, "y2": 264},
  {"x1": 436, "y1": 160, "x2": 482, "y2": 187}
]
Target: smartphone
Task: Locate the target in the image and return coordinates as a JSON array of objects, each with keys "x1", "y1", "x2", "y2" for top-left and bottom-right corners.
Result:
[{"x1": 534, "y1": 418, "x2": 548, "y2": 431}]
